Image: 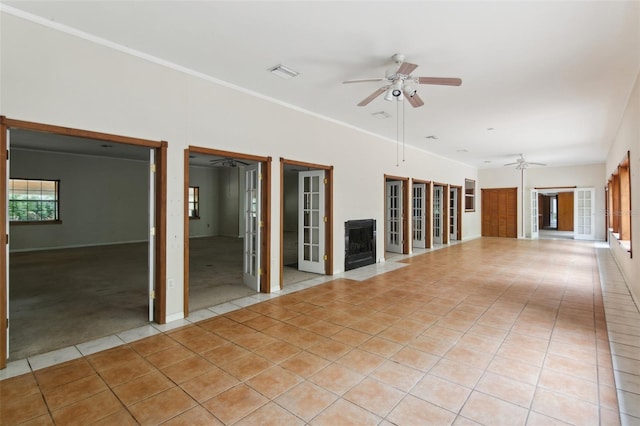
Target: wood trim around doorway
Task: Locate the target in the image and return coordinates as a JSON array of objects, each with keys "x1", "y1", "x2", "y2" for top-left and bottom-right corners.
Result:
[
  {"x1": 0, "y1": 118, "x2": 7, "y2": 369},
  {"x1": 183, "y1": 149, "x2": 190, "y2": 316},
  {"x1": 280, "y1": 158, "x2": 334, "y2": 288},
  {"x1": 0, "y1": 117, "x2": 167, "y2": 368},
  {"x1": 183, "y1": 146, "x2": 272, "y2": 318}
]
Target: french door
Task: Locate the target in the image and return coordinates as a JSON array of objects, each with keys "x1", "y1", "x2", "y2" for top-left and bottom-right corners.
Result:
[
  {"x1": 433, "y1": 185, "x2": 443, "y2": 244},
  {"x1": 574, "y1": 188, "x2": 595, "y2": 240},
  {"x1": 298, "y1": 170, "x2": 325, "y2": 274},
  {"x1": 147, "y1": 149, "x2": 156, "y2": 321},
  {"x1": 449, "y1": 187, "x2": 458, "y2": 241},
  {"x1": 243, "y1": 163, "x2": 261, "y2": 290},
  {"x1": 4, "y1": 130, "x2": 10, "y2": 357},
  {"x1": 530, "y1": 189, "x2": 539, "y2": 239},
  {"x1": 412, "y1": 183, "x2": 426, "y2": 249},
  {"x1": 386, "y1": 181, "x2": 403, "y2": 253}
]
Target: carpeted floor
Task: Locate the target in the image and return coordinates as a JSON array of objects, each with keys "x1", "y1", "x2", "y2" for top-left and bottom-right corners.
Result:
[{"x1": 8, "y1": 235, "x2": 320, "y2": 360}]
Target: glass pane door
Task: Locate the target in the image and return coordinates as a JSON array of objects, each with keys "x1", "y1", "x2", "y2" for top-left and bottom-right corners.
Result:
[
  {"x1": 413, "y1": 183, "x2": 426, "y2": 249},
  {"x1": 298, "y1": 170, "x2": 325, "y2": 274},
  {"x1": 386, "y1": 181, "x2": 403, "y2": 253},
  {"x1": 243, "y1": 163, "x2": 261, "y2": 290},
  {"x1": 433, "y1": 186, "x2": 443, "y2": 244}
]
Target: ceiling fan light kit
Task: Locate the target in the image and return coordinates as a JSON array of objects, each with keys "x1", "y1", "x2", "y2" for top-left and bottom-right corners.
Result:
[
  {"x1": 343, "y1": 53, "x2": 462, "y2": 166},
  {"x1": 343, "y1": 53, "x2": 462, "y2": 108},
  {"x1": 504, "y1": 154, "x2": 547, "y2": 169},
  {"x1": 209, "y1": 158, "x2": 250, "y2": 168}
]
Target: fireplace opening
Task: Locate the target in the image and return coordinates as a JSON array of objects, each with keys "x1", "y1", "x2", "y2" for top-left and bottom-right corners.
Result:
[{"x1": 345, "y1": 219, "x2": 376, "y2": 271}]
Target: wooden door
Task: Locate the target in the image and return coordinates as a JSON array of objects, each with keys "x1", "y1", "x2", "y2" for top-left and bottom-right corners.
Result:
[
  {"x1": 540, "y1": 195, "x2": 550, "y2": 228},
  {"x1": 482, "y1": 188, "x2": 517, "y2": 238},
  {"x1": 557, "y1": 191, "x2": 574, "y2": 231}
]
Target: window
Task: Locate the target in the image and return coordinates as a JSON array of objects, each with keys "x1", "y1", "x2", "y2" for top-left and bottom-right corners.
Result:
[
  {"x1": 607, "y1": 151, "x2": 631, "y2": 255},
  {"x1": 188, "y1": 186, "x2": 199, "y2": 218},
  {"x1": 9, "y1": 179, "x2": 60, "y2": 223},
  {"x1": 464, "y1": 179, "x2": 475, "y2": 212}
]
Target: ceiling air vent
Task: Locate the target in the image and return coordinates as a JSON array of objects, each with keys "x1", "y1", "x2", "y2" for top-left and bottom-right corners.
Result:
[{"x1": 268, "y1": 64, "x2": 299, "y2": 79}]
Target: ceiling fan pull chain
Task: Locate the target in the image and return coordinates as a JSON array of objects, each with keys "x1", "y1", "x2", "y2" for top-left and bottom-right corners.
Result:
[
  {"x1": 396, "y1": 100, "x2": 400, "y2": 167},
  {"x1": 402, "y1": 98, "x2": 406, "y2": 163}
]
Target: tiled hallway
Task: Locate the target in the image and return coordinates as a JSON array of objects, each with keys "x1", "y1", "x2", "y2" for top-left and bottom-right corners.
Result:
[{"x1": 1, "y1": 237, "x2": 638, "y2": 425}]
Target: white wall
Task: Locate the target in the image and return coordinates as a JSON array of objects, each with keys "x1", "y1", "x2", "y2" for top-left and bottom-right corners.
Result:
[
  {"x1": 9, "y1": 149, "x2": 148, "y2": 251},
  {"x1": 606, "y1": 71, "x2": 640, "y2": 305},
  {"x1": 188, "y1": 166, "x2": 219, "y2": 238},
  {"x1": 217, "y1": 168, "x2": 240, "y2": 238},
  {"x1": 478, "y1": 163, "x2": 606, "y2": 240},
  {"x1": 1, "y1": 13, "x2": 481, "y2": 321},
  {"x1": 283, "y1": 169, "x2": 298, "y2": 233}
]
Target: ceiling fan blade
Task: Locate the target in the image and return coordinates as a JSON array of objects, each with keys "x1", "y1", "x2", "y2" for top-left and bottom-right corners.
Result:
[
  {"x1": 396, "y1": 62, "x2": 418, "y2": 75},
  {"x1": 503, "y1": 162, "x2": 518, "y2": 166},
  {"x1": 528, "y1": 162, "x2": 547, "y2": 166},
  {"x1": 405, "y1": 92, "x2": 424, "y2": 108},
  {"x1": 357, "y1": 87, "x2": 387, "y2": 106},
  {"x1": 343, "y1": 78, "x2": 386, "y2": 84},
  {"x1": 417, "y1": 77, "x2": 462, "y2": 86}
]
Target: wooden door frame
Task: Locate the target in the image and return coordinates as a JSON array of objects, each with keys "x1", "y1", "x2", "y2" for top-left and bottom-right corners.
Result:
[
  {"x1": 183, "y1": 146, "x2": 271, "y2": 317},
  {"x1": 412, "y1": 179, "x2": 432, "y2": 249},
  {"x1": 279, "y1": 158, "x2": 333, "y2": 288},
  {"x1": 0, "y1": 117, "x2": 167, "y2": 369},
  {"x1": 384, "y1": 175, "x2": 410, "y2": 256}
]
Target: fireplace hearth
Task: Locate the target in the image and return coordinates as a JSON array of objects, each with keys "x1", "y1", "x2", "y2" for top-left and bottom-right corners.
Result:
[{"x1": 345, "y1": 219, "x2": 376, "y2": 271}]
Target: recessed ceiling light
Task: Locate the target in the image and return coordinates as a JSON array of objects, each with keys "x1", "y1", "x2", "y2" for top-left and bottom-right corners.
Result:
[
  {"x1": 371, "y1": 111, "x2": 391, "y2": 119},
  {"x1": 457, "y1": 149, "x2": 468, "y2": 153},
  {"x1": 487, "y1": 127, "x2": 494, "y2": 131},
  {"x1": 484, "y1": 160, "x2": 492, "y2": 163},
  {"x1": 425, "y1": 135, "x2": 438, "y2": 140},
  {"x1": 268, "y1": 64, "x2": 299, "y2": 79}
]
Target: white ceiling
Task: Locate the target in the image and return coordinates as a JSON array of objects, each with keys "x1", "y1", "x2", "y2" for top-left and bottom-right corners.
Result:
[{"x1": 4, "y1": 1, "x2": 639, "y2": 169}]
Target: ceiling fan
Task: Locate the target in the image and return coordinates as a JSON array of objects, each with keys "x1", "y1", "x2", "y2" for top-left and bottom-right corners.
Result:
[
  {"x1": 504, "y1": 154, "x2": 547, "y2": 170},
  {"x1": 343, "y1": 53, "x2": 462, "y2": 108},
  {"x1": 209, "y1": 158, "x2": 250, "y2": 168}
]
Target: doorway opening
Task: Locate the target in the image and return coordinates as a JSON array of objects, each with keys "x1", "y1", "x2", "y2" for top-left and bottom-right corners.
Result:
[
  {"x1": 537, "y1": 189, "x2": 574, "y2": 239},
  {"x1": 183, "y1": 147, "x2": 271, "y2": 318},
  {"x1": 280, "y1": 159, "x2": 333, "y2": 288},
  {"x1": 0, "y1": 118, "x2": 166, "y2": 368},
  {"x1": 534, "y1": 187, "x2": 595, "y2": 240}
]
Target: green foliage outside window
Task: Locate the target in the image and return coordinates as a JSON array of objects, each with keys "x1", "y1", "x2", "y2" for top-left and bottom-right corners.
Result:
[{"x1": 9, "y1": 179, "x2": 59, "y2": 222}]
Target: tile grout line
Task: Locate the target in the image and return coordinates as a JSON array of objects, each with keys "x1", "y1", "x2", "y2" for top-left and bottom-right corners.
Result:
[{"x1": 595, "y1": 246, "x2": 640, "y2": 424}]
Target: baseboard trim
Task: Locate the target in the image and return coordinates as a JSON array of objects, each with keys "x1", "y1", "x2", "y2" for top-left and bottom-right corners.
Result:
[{"x1": 9, "y1": 240, "x2": 148, "y2": 253}]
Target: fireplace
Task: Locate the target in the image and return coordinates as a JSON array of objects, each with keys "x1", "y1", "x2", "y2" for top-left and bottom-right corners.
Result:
[{"x1": 345, "y1": 219, "x2": 376, "y2": 271}]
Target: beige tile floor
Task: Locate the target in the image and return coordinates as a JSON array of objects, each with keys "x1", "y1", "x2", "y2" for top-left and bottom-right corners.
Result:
[{"x1": 1, "y1": 237, "x2": 638, "y2": 425}]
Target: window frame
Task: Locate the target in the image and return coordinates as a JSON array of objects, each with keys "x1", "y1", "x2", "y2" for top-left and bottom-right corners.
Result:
[
  {"x1": 188, "y1": 186, "x2": 200, "y2": 219},
  {"x1": 607, "y1": 151, "x2": 632, "y2": 256},
  {"x1": 8, "y1": 178, "x2": 61, "y2": 224},
  {"x1": 464, "y1": 178, "x2": 476, "y2": 212}
]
